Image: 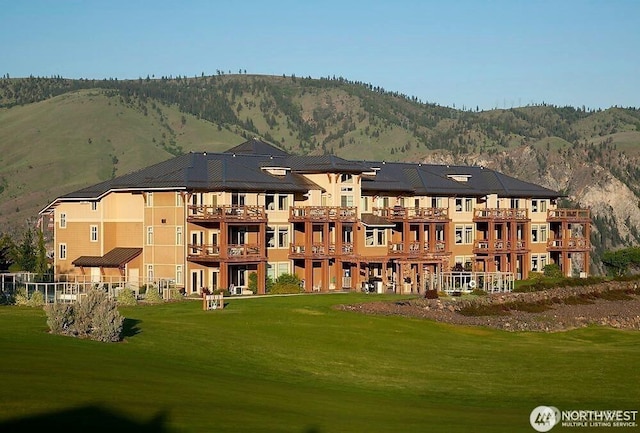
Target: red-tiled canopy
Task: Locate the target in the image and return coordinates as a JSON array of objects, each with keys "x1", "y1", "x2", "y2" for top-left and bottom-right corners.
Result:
[{"x1": 72, "y1": 247, "x2": 142, "y2": 268}]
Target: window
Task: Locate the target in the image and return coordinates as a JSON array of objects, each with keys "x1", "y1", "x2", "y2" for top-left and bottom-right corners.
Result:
[
  {"x1": 464, "y1": 198, "x2": 473, "y2": 212},
  {"x1": 360, "y1": 196, "x2": 369, "y2": 212},
  {"x1": 146, "y1": 192, "x2": 153, "y2": 207},
  {"x1": 266, "y1": 227, "x2": 275, "y2": 248},
  {"x1": 455, "y1": 225, "x2": 473, "y2": 244},
  {"x1": 91, "y1": 202, "x2": 98, "y2": 211},
  {"x1": 540, "y1": 200, "x2": 547, "y2": 213},
  {"x1": 147, "y1": 226, "x2": 154, "y2": 245},
  {"x1": 510, "y1": 198, "x2": 519, "y2": 209},
  {"x1": 176, "y1": 192, "x2": 183, "y2": 207},
  {"x1": 464, "y1": 225, "x2": 474, "y2": 244},
  {"x1": 147, "y1": 265, "x2": 154, "y2": 281},
  {"x1": 90, "y1": 225, "x2": 98, "y2": 242},
  {"x1": 176, "y1": 226, "x2": 183, "y2": 245},
  {"x1": 340, "y1": 187, "x2": 353, "y2": 207},
  {"x1": 340, "y1": 173, "x2": 353, "y2": 183},
  {"x1": 455, "y1": 225, "x2": 463, "y2": 244},
  {"x1": 531, "y1": 225, "x2": 548, "y2": 243},
  {"x1": 431, "y1": 197, "x2": 443, "y2": 208},
  {"x1": 267, "y1": 262, "x2": 291, "y2": 281},
  {"x1": 455, "y1": 198, "x2": 463, "y2": 212},
  {"x1": 176, "y1": 265, "x2": 183, "y2": 285},
  {"x1": 59, "y1": 213, "x2": 66, "y2": 229},
  {"x1": 59, "y1": 243, "x2": 67, "y2": 260},
  {"x1": 531, "y1": 254, "x2": 548, "y2": 272},
  {"x1": 365, "y1": 228, "x2": 386, "y2": 246},
  {"x1": 232, "y1": 192, "x2": 245, "y2": 206},
  {"x1": 277, "y1": 226, "x2": 289, "y2": 248}
]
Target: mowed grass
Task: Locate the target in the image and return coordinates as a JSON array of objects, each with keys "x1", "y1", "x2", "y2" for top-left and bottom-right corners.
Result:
[{"x1": 1, "y1": 293, "x2": 639, "y2": 432}]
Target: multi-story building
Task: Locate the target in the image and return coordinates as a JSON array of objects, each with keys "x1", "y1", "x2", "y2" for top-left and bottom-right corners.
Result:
[{"x1": 39, "y1": 139, "x2": 591, "y2": 295}]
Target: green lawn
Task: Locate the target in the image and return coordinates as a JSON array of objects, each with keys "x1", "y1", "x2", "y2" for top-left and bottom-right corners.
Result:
[{"x1": 1, "y1": 293, "x2": 638, "y2": 432}]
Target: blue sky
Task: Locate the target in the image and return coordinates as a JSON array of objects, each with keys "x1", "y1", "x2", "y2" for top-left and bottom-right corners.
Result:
[{"x1": 2, "y1": 0, "x2": 638, "y2": 110}]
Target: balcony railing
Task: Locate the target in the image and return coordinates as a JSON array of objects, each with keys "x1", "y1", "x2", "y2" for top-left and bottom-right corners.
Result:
[
  {"x1": 474, "y1": 239, "x2": 528, "y2": 253},
  {"x1": 547, "y1": 209, "x2": 590, "y2": 221},
  {"x1": 289, "y1": 242, "x2": 354, "y2": 258},
  {"x1": 373, "y1": 207, "x2": 449, "y2": 221},
  {"x1": 473, "y1": 208, "x2": 529, "y2": 220},
  {"x1": 388, "y1": 240, "x2": 446, "y2": 255},
  {"x1": 187, "y1": 243, "x2": 263, "y2": 261},
  {"x1": 289, "y1": 206, "x2": 357, "y2": 222},
  {"x1": 547, "y1": 237, "x2": 590, "y2": 250},
  {"x1": 187, "y1": 205, "x2": 267, "y2": 222}
]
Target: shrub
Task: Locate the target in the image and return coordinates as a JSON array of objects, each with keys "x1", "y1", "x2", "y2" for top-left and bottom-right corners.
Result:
[
  {"x1": 44, "y1": 288, "x2": 124, "y2": 342},
  {"x1": 116, "y1": 288, "x2": 137, "y2": 306},
  {"x1": 144, "y1": 285, "x2": 163, "y2": 304},
  {"x1": 248, "y1": 272, "x2": 258, "y2": 292},
  {"x1": 29, "y1": 290, "x2": 45, "y2": 307},
  {"x1": 269, "y1": 283, "x2": 302, "y2": 295},
  {"x1": 543, "y1": 263, "x2": 563, "y2": 278},
  {"x1": 14, "y1": 288, "x2": 30, "y2": 306}
]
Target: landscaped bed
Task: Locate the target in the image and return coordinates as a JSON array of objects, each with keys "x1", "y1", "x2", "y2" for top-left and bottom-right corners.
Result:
[{"x1": 338, "y1": 280, "x2": 640, "y2": 332}]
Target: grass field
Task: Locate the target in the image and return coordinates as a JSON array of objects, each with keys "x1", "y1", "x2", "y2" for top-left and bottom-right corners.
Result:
[{"x1": 1, "y1": 293, "x2": 639, "y2": 432}]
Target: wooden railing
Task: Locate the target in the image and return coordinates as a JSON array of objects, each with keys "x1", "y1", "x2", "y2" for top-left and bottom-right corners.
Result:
[
  {"x1": 473, "y1": 208, "x2": 529, "y2": 220},
  {"x1": 547, "y1": 209, "x2": 590, "y2": 221},
  {"x1": 373, "y1": 207, "x2": 449, "y2": 221},
  {"x1": 388, "y1": 241, "x2": 446, "y2": 255},
  {"x1": 289, "y1": 206, "x2": 357, "y2": 221},
  {"x1": 474, "y1": 239, "x2": 528, "y2": 252},
  {"x1": 547, "y1": 237, "x2": 590, "y2": 250},
  {"x1": 187, "y1": 205, "x2": 266, "y2": 222}
]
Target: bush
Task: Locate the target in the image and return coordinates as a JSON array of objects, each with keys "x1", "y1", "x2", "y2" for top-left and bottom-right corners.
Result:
[
  {"x1": 144, "y1": 285, "x2": 163, "y2": 304},
  {"x1": 14, "y1": 288, "x2": 29, "y2": 306},
  {"x1": 269, "y1": 283, "x2": 302, "y2": 295},
  {"x1": 543, "y1": 264, "x2": 563, "y2": 278},
  {"x1": 44, "y1": 288, "x2": 124, "y2": 342},
  {"x1": 116, "y1": 288, "x2": 137, "y2": 306},
  {"x1": 29, "y1": 290, "x2": 45, "y2": 307},
  {"x1": 423, "y1": 289, "x2": 439, "y2": 299}
]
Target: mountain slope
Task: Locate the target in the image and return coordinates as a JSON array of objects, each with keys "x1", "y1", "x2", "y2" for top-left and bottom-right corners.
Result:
[{"x1": 1, "y1": 75, "x2": 639, "y2": 273}]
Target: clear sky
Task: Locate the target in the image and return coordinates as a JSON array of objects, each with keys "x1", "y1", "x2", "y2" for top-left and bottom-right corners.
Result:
[{"x1": 2, "y1": 0, "x2": 638, "y2": 110}]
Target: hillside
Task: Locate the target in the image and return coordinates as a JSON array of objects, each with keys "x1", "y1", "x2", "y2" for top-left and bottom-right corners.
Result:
[{"x1": 1, "y1": 74, "x2": 639, "y2": 273}]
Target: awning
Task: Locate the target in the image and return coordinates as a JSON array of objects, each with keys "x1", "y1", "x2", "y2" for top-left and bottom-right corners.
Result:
[
  {"x1": 72, "y1": 247, "x2": 142, "y2": 268},
  {"x1": 361, "y1": 213, "x2": 396, "y2": 228}
]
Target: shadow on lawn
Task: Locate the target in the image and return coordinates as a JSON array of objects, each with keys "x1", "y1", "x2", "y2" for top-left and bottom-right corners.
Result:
[
  {"x1": 122, "y1": 317, "x2": 142, "y2": 338},
  {"x1": 0, "y1": 404, "x2": 172, "y2": 433}
]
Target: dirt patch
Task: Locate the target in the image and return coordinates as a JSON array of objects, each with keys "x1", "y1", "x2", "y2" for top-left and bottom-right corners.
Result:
[{"x1": 337, "y1": 281, "x2": 640, "y2": 332}]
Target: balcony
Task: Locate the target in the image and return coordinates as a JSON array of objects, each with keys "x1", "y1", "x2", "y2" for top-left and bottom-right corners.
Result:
[
  {"x1": 289, "y1": 206, "x2": 357, "y2": 222},
  {"x1": 473, "y1": 208, "x2": 529, "y2": 221},
  {"x1": 289, "y1": 242, "x2": 344, "y2": 258},
  {"x1": 187, "y1": 205, "x2": 267, "y2": 223},
  {"x1": 374, "y1": 207, "x2": 448, "y2": 221},
  {"x1": 547, "y1": 208, "x2": 590, "y2": 222},
  {"x1": 473, "y1": 239, "x2": 528, "y2": 254},
  {"x1": 388, "y1": 241, "x2": 446, "y2": 257},
  {"x1": 547, "y1": 237, "x2": 590, "y2": 251},
  {"x1": 187, "y1": 243, "x2": 264, "y2": 262}
]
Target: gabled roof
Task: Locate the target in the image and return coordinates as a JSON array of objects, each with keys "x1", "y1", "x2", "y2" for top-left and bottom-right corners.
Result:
[{"x1": 224, "y1": 138, "x2": 289, "y2": 157}]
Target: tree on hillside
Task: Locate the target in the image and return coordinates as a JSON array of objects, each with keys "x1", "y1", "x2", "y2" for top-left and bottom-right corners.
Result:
[{"x1": 0, "y1": 233, "x2": 14, "y2": 271}]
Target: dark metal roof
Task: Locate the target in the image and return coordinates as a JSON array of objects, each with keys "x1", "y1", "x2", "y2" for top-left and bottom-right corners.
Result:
[
  {"x1": 43, "y1": 139, "x2": 561, "y2": 212},
  {"x1": 224, "y1": 138, "x2": 289, "y2": 157},
  {"x1": 72, "y1": 247, "x2": 142, "y2": 268}
]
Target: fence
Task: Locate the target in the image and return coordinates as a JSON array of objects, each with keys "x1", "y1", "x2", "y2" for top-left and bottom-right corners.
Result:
[
  {"x1": 0, "y1": 272, "x2": 178, "y2": 304},
  {"x1": 438, "y1": 271, "x2": 514, "y2": 294}
]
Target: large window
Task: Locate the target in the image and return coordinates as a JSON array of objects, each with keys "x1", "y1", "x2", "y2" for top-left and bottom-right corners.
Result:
[
  {"x1": 531, "y1": 254, "x2": 548, "y2": 272},
  {"x1": 59, "y1": 243, "x2": 67, "y2": 260},
  {"x1": 531, "y1": 199, "x2": 548, "y2": 213},
  {"x1": 176, "y1": 265, "x2": 183, "y2": 285},
  {"x1": 531, "y1": 224, "x2": 548, "y2": 243},
  {"x1": 341, "y1": 187, "x2": 353, "y2": 207},
  {"x1": 266, "y1": 226, "x2": 289, "y2": 249},
  {"x1": 266, "y1": 193, "x2": 289, "y2": 210},
  {"x1": 59, "y1": 213, "x2": 66, "y2": 229},
  {"x1": 365, "y1": 228, "x2": 386, "y2": 246},
  {"x1": 455, "y1": 224, "x2": 474, "y2": 244}
]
